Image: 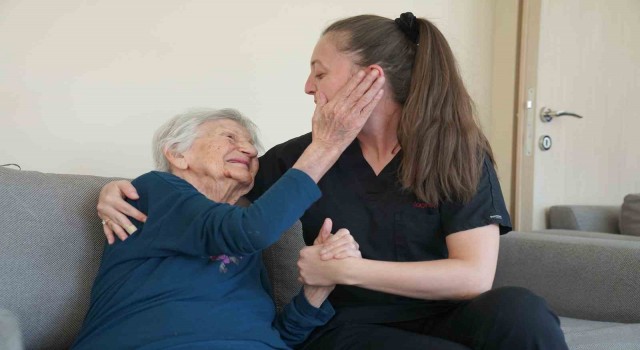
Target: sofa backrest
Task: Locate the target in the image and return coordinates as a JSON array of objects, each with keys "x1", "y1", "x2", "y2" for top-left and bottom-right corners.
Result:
[
  {"x1": 0, "y1": 167, "x2": 116, "y2": 349},
  {"x1": 0, "y1": 167, "x2": 304, "y2": 349},
  {"x1": 495, "y1": 231, "x2": 640, "y2": 323},
  {"x1": 548, "y1": 205, "x2": 621, "y2": 233}
]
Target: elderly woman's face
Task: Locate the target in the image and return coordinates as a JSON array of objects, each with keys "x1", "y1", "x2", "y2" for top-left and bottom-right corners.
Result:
[{"x1": 182, "y1": 119, "x2": 259, "y2": 189}]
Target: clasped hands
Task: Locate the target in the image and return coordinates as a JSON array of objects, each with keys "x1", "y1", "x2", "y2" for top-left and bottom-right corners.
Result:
[{"x1": 298, "y1": 218, "x2": 361, "y2": 288}]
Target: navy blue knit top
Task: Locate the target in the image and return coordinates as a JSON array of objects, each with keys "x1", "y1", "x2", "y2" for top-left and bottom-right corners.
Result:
[{"x1": 72, "y1": 169, "x2": 333, "y2": 350}]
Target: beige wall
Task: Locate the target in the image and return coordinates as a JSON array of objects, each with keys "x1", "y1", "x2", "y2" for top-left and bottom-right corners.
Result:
[
  {"x1": 489, "y1": 0, "x2": 519, "y2": 211},
  {"x1": 1, "y1": 0, "x2": 498, "y2": 179}
]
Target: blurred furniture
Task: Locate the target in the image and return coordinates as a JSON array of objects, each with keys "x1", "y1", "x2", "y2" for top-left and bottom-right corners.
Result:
[{"x1": 548, "y1": 200, "x2": 640, "y2": 238}]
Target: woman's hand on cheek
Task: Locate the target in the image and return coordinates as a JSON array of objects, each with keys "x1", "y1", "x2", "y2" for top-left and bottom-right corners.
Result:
[{"x1": 311, "y1": 69, "x2": 385, "y2": 151}]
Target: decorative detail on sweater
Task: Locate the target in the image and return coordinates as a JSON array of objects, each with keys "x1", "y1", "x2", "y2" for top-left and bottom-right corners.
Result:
[{"x1": 209, "y1": 255, "x2": 241, "y2": 273}]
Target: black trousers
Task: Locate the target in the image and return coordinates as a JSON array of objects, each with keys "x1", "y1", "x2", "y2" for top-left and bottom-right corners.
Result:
[{"x1": 302, "y1": 287, "x2": 568, "y2": 350}]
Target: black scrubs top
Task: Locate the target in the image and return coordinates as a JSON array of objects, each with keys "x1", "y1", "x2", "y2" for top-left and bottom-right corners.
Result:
[{"x1": 248, "y1": 133, "x2": 512, "y2": 326}]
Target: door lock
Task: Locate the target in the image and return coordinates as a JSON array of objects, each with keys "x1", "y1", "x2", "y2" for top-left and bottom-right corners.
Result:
[{"x1": 539, "y1": 135, "x2": 552, "y2": 151}]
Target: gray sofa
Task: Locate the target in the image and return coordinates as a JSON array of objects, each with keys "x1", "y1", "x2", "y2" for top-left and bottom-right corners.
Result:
[
  {"x1": 549, "y1": 205, "x2": 622, "y2": 234},
  {"x1": 1, "y1": 166, "x2": 640, "y2": 349},
  {"x1": 548, "y1": 204, "x2": 640, "y2": 238}
]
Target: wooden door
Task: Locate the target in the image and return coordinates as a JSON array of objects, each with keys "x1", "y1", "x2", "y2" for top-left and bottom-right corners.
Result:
[{"x1": 515, "y1": 0, "x2": 640, "y2": 230}]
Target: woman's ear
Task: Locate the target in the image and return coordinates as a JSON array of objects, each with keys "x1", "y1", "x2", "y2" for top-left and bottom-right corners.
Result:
[
  {"x1": 367, "y1": 64, "x2": 385, "y2": 78},
  {"x1": 164, "y1": 147, "x2": 188, "y2": 171}
]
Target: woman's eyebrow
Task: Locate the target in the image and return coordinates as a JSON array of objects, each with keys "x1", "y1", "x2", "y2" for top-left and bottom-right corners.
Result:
[
  {"x1": 217, "y1": 128, "x2": 237, "y2": 136},
  {"x1": 311, "y1": 60, "x2": 328, "y2": 69},
  {"x1": 219, "y1": 128, "x2": 255, "y2": 143}
]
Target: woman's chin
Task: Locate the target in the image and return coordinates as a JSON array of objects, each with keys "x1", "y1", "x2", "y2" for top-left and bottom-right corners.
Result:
[{"x1": 225, "y1": 169, "x2": 254, "y2": 187}]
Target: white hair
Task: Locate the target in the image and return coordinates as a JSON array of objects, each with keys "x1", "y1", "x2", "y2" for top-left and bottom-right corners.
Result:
[{"x1": 152, "y1": 108, "x2": 262, "y2": 172}]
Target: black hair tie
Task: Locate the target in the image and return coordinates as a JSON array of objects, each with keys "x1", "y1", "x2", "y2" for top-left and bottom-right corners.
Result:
[{"x1": 394, "y1": 12, "x2": 419, "y2": 44}]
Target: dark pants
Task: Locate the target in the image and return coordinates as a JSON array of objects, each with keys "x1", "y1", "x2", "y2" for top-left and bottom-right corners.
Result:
[{"x1": 302, "y1": 287, "x2": 568, "y2": 350}]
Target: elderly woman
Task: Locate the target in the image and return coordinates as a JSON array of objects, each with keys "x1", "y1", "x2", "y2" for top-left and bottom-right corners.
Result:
[{"x1": 72, "y1": 70, "x2": 384, "y2": 350}]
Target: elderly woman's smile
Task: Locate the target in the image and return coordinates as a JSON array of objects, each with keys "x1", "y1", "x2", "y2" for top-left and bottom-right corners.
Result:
[
  {"x1": 165, "y1": 116, "x2": 260, "y2": 204},
  {"x1": 227, "y1": 156, "x2": 251, "y2": 168}
]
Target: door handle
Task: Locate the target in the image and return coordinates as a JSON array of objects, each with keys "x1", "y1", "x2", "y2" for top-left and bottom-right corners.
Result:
[{"x1": 540, "y1": 107, "x2": 584, "y2": 123}]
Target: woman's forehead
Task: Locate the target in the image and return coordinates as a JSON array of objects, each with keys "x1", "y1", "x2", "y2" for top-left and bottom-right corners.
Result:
[
  {"x1": 199, "y1": 119, "x2": 249, "y2": 136},
  {"x1": 311, "y1": 36, "x2": 340, "y2": 63},
  {"x1": 311, "y1": 34, "x2": 358, "y2": 69}
]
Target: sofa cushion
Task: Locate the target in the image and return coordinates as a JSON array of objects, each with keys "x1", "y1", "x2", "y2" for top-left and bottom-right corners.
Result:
[
  {"x1": 620, "y1": 194, "x2": 640, "y2": 236},
  {"x1": 262, "y1": 220, "x2": 305, "y2": 312},
  {"x1": 0, "y1": 167, "x2": 118, "y2": 350},
  {"x1": 561, "y1": 317, "x2": 640, "y2": 350},
  {"x1": 495, "y1": 231, "x2": 640, "y2": 323}
]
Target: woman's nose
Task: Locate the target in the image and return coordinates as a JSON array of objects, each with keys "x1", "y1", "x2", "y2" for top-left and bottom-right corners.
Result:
[{"x1": 239, "y1": 142, "x2": 258, "y2": 157}]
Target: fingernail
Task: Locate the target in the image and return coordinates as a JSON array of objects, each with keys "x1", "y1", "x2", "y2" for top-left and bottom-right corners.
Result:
[
  {"x1": 126, "y1": 225, "x2": 137, "y2": 235},
  {"x1": 357, "y1": 70, "x2": 365, "y2": 78},
  {"x1": 371, "y1": 70, "x2": 379, "y2": 76},
  {"x1": 320, "y1": 250, "x2": 327, "y2": 255}
]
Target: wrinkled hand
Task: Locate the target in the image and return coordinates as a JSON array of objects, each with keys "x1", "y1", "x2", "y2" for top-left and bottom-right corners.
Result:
[
  {"x1": 298, "y1": 218, "x2": 362, "y2": 287},
  {"x1": 97, "y1": 180, "x2": 147, "y2": 244},
  {"x1": 312, "y1": 70, "x2": 385, "y2": 151},
  {"x1": 302, "y1": 218, "x2": 336, "y2": 304},
  {"x1": 298, "y1": 245, "x2": 341, "y2": 286}
]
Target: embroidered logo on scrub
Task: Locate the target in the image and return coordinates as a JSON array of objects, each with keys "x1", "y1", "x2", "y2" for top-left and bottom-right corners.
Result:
[
  {"x1": 489, "y1": 215, "x2": 502, "y2": 220},
  {"x1": 413, "y1": 202, "x2": 438, "y2": 209},
  {"x1": 209, "y1": 255, "x2": 241, "y2": 273}
]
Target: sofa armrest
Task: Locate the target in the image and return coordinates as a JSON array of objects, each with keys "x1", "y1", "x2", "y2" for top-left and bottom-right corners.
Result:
[
  {"x1": 0, "y1": 309, "x2": 23, "y2": 350},
  {"x1": 549, "y1": 205, "x2": 620, "y2": 233},
  {"x1": 494, "y1": 231, "x2": 640, "y2": 323}
]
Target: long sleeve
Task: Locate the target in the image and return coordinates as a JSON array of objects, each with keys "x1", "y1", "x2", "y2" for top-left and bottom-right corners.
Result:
[
  {"x1": 109, "y1": 168, "x2": 321, "y2": 260},
  {"x1": 273, "y1": 289, "x2": 335, "y2": 348},
  {"x1": 248, "y1": 133, "x2": 311, "y2": 201}
]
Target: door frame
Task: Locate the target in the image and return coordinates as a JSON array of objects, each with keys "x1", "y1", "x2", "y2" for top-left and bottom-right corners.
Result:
[{"x1": 513, "y1": 0, "x2": 542, "y2": 231}]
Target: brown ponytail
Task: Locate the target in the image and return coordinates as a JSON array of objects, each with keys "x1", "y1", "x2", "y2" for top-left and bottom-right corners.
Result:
[{"x1": 325, "y1": 15, "x2": 494, "y2": 204}]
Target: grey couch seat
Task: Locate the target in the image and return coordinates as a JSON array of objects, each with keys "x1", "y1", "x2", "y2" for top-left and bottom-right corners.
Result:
[
  {"x1": 2, "y1": 166, "x2": 640, "y2": 349},
  {"x1": 494, "y1": 231, "x2": 640, "y2": 349},
  {"x1": 0, "y1": 309, "x2": 23, "y2": 350},
  {"x1": 561, "y1": 318, "x2": 640, "y2": 350}
]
